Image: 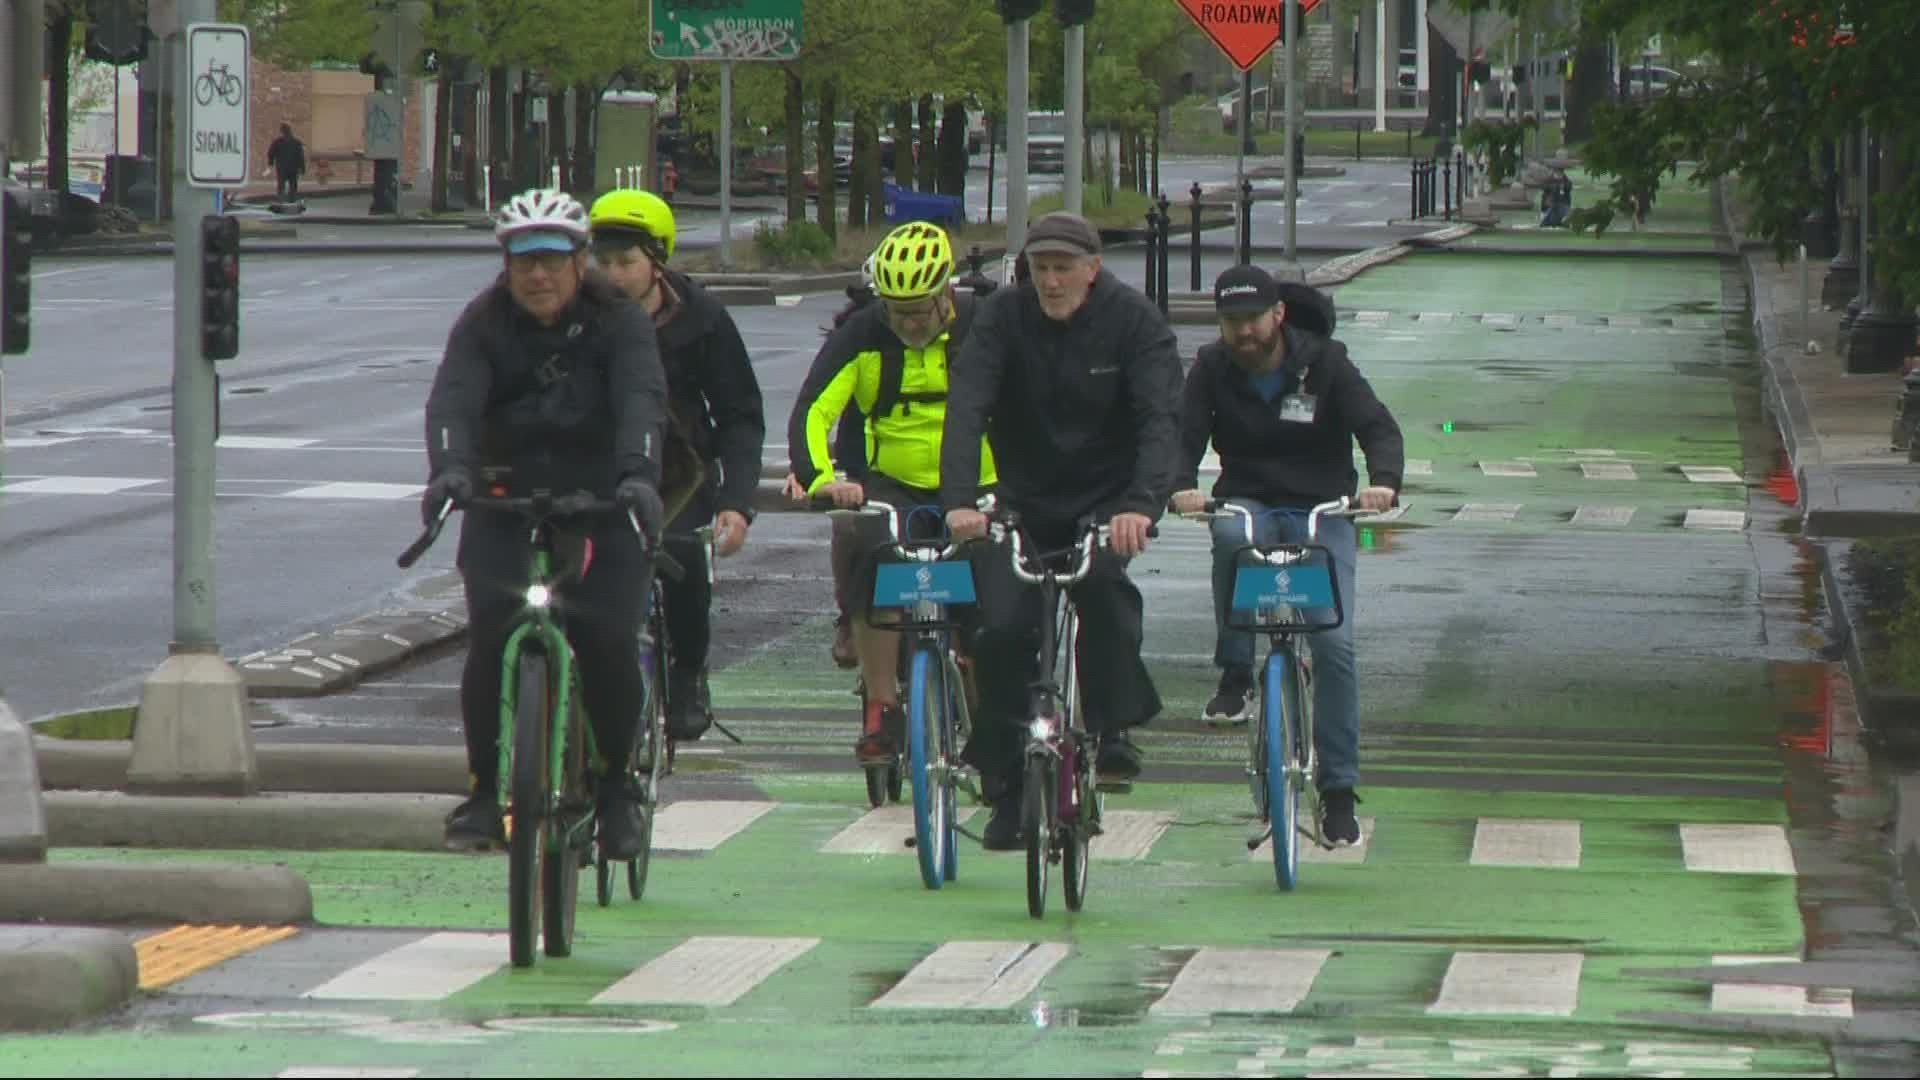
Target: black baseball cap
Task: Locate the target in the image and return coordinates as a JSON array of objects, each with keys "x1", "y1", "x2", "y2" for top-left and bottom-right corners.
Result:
[{"x1": 1213, "y1": 265, "x2": 1278, "y2": 316}]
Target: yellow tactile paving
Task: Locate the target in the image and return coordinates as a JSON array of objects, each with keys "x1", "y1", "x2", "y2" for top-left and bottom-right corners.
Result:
[{"x1": 135, "y1": 924, "x2": 299, "y2": 989}]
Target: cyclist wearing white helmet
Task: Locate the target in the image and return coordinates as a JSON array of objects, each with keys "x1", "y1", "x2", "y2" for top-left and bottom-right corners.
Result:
[{"x1": 423, "y1": 188, "x2": 670, "y2": 859}]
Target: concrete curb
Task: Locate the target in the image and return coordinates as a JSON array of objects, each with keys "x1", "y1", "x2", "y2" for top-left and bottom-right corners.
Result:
[
  {"x1": 0, "y1": 861, "x2": 314, "y2": 924},
  {"x1": 44, "y1": 790, "x2": 459, "y2": 853},
  {"x1": 1815, "y1": 542, "x2": 1920, "y2": 754},
  {"x1": 1, "y1": 699, "x2": 48, "y2": 861},
  {"x1": 1418, "y1": 241, "x2": 1735, "y2": 259},
  {"x1": 236, "y1": 572, "x2": 466, "y2": 697},
  {"x1": 37, "y1": 739, "x2": 469, "y2": 795},
  {"x1": 0, "y1": 926, "x2": 138, "y2": 1030}
]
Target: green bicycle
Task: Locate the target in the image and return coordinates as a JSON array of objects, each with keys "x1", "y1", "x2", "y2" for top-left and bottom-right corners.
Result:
[{"x1": 399, "y1": 490, "x2": 679, "y2": 968}]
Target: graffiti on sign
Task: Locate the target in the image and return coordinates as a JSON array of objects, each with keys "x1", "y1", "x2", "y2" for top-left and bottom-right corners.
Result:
[
  {"x1": 651, "y1": 0, "x2": 803, "y2": 62},
  {"x1": 673, "y1": 17, "x2": 797, "y2": 60}
]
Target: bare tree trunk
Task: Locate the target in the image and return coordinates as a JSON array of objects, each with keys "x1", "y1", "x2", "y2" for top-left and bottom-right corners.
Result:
[
  {"x1": 816, "y1": 81, "x2": 838, "y2": 238},
  {"x1": 432, "y1": 65, "x2": 453, "y2": 211},
  {"x1": 573, "y1": 85, "x2": 596, "y2": 194},
  {"x1": 916, "y1": 94, "x2": 937, "y2": 191},
  {"x1": 1119, "y1": 128, "x2": 1134, "y2": 190},
  {"x1": 1564, "y1": 37, "x2": 1613, "y2": 144},
  {"x1": 936, "y1": 100, "x2": 967, "y2": 196},
  {"x1": 892, "y1": 100, "x2": 914, "y2": 188},
  {"x1": 489, "y1": 66, "x2": 512, "y2": 206},
  {"x1": 47, "y1": 9, "x2": 74, "y2": 196},
  {"x1": 850, "y1": 108, "x2": 871, "y2": 229},
  {"x1": 864, "y1": 109, "x2": 886, "y2": 226},
  {"x1": 784, "y1": 68, "x2": 806, "y2": 224},
  {"x1": 1423, "y1": 24, "x2": 1458, "y2": 139}
]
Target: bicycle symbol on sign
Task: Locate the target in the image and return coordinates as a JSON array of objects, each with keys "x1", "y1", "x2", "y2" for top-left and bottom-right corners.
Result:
[
  {"x1": 195, "y1": 58, "x2": 244, "y2": 108},
  {"x1": 367, "y1": 104, "x2": 397, "y2": 147}
]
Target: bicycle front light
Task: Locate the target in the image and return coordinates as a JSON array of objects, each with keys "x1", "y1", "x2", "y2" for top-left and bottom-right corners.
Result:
[
  {"x1": 525, "y1": 584, "x2": 552, "y2": 609},
  {"x1": 1029, "y1": 717, "x2": 1053, "y2": 741}
]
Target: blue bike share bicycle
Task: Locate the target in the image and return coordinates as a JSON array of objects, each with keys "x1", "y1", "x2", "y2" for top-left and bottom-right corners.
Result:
[
  {"x1": 825, "y1": 499, "x2": 980, "y2": 889},
  {"x1": 1186, "y1": 496, "x2": 1362, "y2": 891}
]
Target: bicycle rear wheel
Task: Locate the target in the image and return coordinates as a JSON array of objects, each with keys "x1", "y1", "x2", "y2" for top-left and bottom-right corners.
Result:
[
  {"x1": 629, "y1": 609, "x2": 670, "y2": 901},
  {"x1": 542, "y1": 673, "x2": 585, "y2": 958},
  {"x1": 907, "y1": 648, "x2": 946, "y2": 890},
  {"x1": 508, "y1": 650, "x2": 551, "y2": 968},
  {"x1": 1023, "y1": 753, "x2": 1052, "y2": 919},
  {"x1": 1062, "y1": 741, "x2": 1093, "y2": 912},
  {"x1": 1264, "y1": 653, "x2": 1302, "y2": 891}
]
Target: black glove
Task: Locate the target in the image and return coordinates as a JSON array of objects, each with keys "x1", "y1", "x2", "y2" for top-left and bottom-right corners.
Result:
[
  {"x1": 614, "y1": 475, "x2": 665, "y2": 540},
  {"x1": 421, "y1": 468, "x2": 473, "y2": 525}
]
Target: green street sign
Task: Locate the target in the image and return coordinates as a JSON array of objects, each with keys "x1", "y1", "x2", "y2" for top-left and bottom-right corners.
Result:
[{"x1": 650, "y1": 0, "x2": 802, "y2": 62}]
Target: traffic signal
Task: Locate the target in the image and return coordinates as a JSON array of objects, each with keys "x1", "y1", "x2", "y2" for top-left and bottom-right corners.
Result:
[
  {"x1": 996, "y1": 0, "x2": 1044, "y2": 21},
  {"x1": 2, "y1": 191, "x2": 29, "y2": 356},
  {"x1": 1055, "y1": 0, "x2": 1095, "y2": 25},
  {"x1": 201, "y1": 215, "x2": 240, "y2": 360}
]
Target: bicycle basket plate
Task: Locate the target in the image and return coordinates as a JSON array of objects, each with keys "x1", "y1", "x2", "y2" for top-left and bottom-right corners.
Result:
[
  {"x1": 872, "y1": 561, "x2": 976, "y2": 607},
  {"x1": 1231, "y1": 563, "x2": 1333, "y2": 611}
]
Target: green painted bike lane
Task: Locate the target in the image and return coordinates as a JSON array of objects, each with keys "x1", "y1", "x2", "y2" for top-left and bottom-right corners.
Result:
[{"x1": 2, "y1": 251, "x2": 1841, "y2": 1075}]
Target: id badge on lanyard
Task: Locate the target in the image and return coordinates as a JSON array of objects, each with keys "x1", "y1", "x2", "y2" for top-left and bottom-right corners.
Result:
[{"x1": 1278, "y1": 365, "x2": 1315, "y2": 424}]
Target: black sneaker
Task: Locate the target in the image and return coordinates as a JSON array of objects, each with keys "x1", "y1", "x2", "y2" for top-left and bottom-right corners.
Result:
[
  {"x1": 443, "y1": 793, "x2": 505, "y2": 852},
  {"x1": 666, "y1": 664, "x2": 712, "y2": 741},
  {"x1": 1096, "y1": 732, "x2": 1143, "y2": 781},
  {"x1": 1203, "y1": 670, "x2": 1254, "y2": 726},
  {"x1": 597, "y1": 776, "x2": 650, "y2": 861},
  {"x1": 981, "y1": 788, "x2": 1024, "y2": 851},
  {"x1": 1320, "y1": 787, "x2": 1361, "y2": 847}
]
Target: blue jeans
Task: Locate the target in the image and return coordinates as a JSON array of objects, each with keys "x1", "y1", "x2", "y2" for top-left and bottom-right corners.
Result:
[{"x1": 1209, "y1": 498, "x2": 1360, "y2": 791}]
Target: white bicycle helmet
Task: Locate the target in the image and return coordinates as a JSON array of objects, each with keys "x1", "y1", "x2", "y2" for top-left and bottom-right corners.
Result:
[
  {"x1": 859, "y1": 253, "x2": 876, "y2": 290},
  {"x1": 494, "y1": 188, "x2": 590, "y2": 248}
]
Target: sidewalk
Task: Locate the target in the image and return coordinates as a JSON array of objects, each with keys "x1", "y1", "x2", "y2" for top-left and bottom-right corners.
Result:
[{"x1": 1721, "y1": 181, "x2": 1920, "y2": 747}]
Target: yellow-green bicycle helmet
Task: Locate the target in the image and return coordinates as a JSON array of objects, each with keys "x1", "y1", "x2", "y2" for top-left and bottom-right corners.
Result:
[
  {"x1": 589, "y1": 188, "x2": 677, "y2": 260},
  {"x1": 870, "y1": 222, "x2": 953, "y2": 301}
]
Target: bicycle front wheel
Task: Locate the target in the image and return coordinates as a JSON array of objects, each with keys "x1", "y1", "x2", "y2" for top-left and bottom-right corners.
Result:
[
  {"x1": 1264, "y1": 653, "x2": 1302, "y2": 891},
  {"x1": 508, "y1": 651, "x2": 551, "y2": 967},
  {"x1": 1023, "y1": 753, "x2": 1053, "y2": 919},
  {"x1": 907, "y1": 648, "x2": 946, "y2": 890}
]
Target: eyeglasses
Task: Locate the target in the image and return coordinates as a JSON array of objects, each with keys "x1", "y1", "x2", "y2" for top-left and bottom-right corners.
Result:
[{"x1": 509, "y1": 250, "x2": 575, "y2": 275}]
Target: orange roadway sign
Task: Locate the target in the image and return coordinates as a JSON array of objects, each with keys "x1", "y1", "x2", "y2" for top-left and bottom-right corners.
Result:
[{"x1": 1173, "y1": 0, "x2": 1325, "y2": 72}]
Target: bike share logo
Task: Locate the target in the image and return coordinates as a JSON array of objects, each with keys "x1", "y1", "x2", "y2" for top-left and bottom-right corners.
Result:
[
  {"x1": 915, "y1": 566, "x2": 934, "y2": 590},
  {"x1": 1273, "y1": 569, "x2": 1291, "y2": 592}
]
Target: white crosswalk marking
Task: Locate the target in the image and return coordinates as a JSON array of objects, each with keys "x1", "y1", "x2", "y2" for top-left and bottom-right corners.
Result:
[
  {"x1": 590, "y1": 936, "x2": 818, "y2": 1007},
  {"x1": 1428, "y1": 952, "x2": 1584, "y2": 1017},
  {"x1": 1683, "y1": 508, "x2": 1748, "y2": 531},
  {"x1": 217, "y1": 435, "x2": 321, "y2": 450},
  {"x1": 1608, "y1": 315, "x2": 1644, "y2": 327},
  {"x1": 1454, "y1": 503, "x2": 1521, "y2": 523},
  {"x1": 1148, "y1": 948, "x2": 1331, "y2": 1016},
  {"x1": 4, "y1": 475, "x2": 161, "y2": 494},
  {"x1": 1404, "y1": 459, "x2": 1434, "y2": 477},
  {"x1": 1417, "y1": 312, "x2": 1455, "y2": 325},
  {"x1": 1580, "y1": 462, "x2": 1638, "y2": 480},
  {"x1": 821, "y1": 804, "x2": 979, "y2": 854},
  {"x1": 1710, "y1": 955, "x2": 1854, "y2": 1019},
  {"x1": 869, "y1": 941, "x2": 1069, "y2": 1009},
  {"x1": 1470, "y1": 819, "x2": 1582, "y2": 869},
  {"x1": 278, "y1": 1070, "x2": 422, "y2": 1079},
  {"x1": 1478, "y1": 461, "x2": 1538, "y2": 478},
  {"x1": 1571, "y1": 506, "x2": 1637, "y2": 527},
  {"x1": 1680, "y1": 465, "x2": 1744, "y2": 484},
  {"x1": 655, "y1": 800, "x2": 777, "y2": 851},
  {"x1": 1680, "y1": 824, "x2": 1795, "y2": 874},
  {"x1": 1481, "y1": 313, "x2": 1520, "y2": 329},
  {"x1": 301, "y1": 931, "x2": 506, "y2": 1001},
  {"x1": 1, "y1": 436, "x2": 80, "y2": 448},
  {"x1": 1090, "y1": 810, "x2": 1172, "y2": 860},
  {"x1": 1249, "y1": 817, "x2": 1373, "y2": 863}
]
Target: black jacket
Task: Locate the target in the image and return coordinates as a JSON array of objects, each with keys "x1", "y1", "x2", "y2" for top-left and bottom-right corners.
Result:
[
  {"x1": 1178, "y1": 325, "x2": 1404, "y2": 507},
  {"x1": 654, "y1": 268, "x2": 765, "y2": 517},
  {"x1": 941, "y1": 269, "x2": 1183, "y2": 527},
  {"x1": 425, "y1": 270, "x2": 668, "y2": 497}
]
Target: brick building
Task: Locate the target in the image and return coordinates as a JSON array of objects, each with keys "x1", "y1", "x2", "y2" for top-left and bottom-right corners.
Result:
[{"x1": 247, "y1": 60, "x2": 423, "y2": 187}]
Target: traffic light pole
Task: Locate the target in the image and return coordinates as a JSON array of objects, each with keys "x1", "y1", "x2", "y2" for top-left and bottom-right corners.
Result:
[
  {"x1": 131, "y1": 0, "x2": 257, "y2": 795},
  {"x1": 1005, "y1": 15, "x2": 1031, "y2": 271}
]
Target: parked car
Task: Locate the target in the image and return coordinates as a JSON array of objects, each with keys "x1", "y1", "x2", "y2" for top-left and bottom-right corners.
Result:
[{"x1": 1027, "y1": 111, "x2": 1067, "y2": 173}]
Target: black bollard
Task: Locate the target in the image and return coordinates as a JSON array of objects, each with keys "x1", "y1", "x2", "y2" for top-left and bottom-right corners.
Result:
[
  {"x1": 1189, "y1": 181, "x2": 1204, "y2": 292},
  {"x1": 1144, "y1": 203, "x2": 1160, "y2": 305},
  {"x1": 1156, "y1": 192, "x2": 1172, "y2": 314},
  {"x1": 1238, "y1": 178, "x2": 1254, "y2": 264},
  {"x1": 1456, "y1": 151, "x2": 1466, "y2": 208},
  {"x1": 1410, "y1": 159, "x2": 1420, "y2": 219},
  {"x1": 1443, "y1": 155, "x2": 1453, "y2": 220}
]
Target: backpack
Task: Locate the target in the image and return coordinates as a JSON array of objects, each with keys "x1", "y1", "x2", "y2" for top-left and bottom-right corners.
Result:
[
  {"x1": 869, "y1": 290, "x2": 977, "y2": 420},
  {"x1": 1274, "y1": 280, "x2": 1336, "y2": 336}
]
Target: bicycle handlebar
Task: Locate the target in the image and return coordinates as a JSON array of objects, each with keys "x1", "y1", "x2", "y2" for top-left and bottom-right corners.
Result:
[
  {"x1": 811, "y1": 497, "x2": 968, "y2": 562},
  {"x1": 396, "y1": 492, "x2": 651, "y2": 570}
]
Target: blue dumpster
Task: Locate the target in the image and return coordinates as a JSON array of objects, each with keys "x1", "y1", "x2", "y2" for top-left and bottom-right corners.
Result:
[{"x1": 883, "y1": 181, "x2": 964, "y2": 226}]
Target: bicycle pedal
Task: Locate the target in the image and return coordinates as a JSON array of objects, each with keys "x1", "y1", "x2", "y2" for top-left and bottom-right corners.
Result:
[{"x1": 1247, "y1": 826, "x2": 1273, "y2": 851}]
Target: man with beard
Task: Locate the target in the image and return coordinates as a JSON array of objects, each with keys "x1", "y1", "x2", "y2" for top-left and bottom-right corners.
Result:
[{"x1": 1168, "y1": 265, "x2": 1402, "y2": 847}]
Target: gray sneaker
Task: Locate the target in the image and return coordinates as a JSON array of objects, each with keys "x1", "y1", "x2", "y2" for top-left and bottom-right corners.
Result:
[{"x1": 1203, "y1": 671, "x2": 1254, "y2": 726}]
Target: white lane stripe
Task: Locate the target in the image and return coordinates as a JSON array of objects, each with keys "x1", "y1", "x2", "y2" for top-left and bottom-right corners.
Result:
[
  {"x1": 1148, "y1": 948, "x2": 1331, "y2": 1016},
  {"x1": 1091, "y1": 810, "x2": 1172, "y2": 860},
  {"x1": 1709, "y1": 955, "x2": 1854, "y2": 1019},
  {"x1": 820, "y1": 804, "x2": 979, "y2": 854},
  {"x1": 279, "y1": 481, "x2": 424, "y2": 501},
  {"x1": 1249, "y1": 817, "x2": 1373, "y2": 864},
  {"x1": 869, "y1": 941, "x2": 1069, "y2": 1010},
  {"x1": 1680, "y1": 824, "x2": 1795, "y2": 875},
  {"x1": 1470, "y1": 819, "x2": 1582, "y2": 869},
  {"x1": 3, "y1": 475, "x2": 163, "y2": 494},
  {"x1": 1427, "y1": 952, "x2": 1583, "y2": 1017},
  {"x1": 590, "y1": 936, "x2": 818, "y2": 1006},
  {"x1": 218, "y1": 435, "x2": 322, "y2": 450},
  {"x1": 278, "y1": 1070, "x2": 422, "y2": 1079},
  {"x1": 654, "y1": 800, "x2": 776, "y2": 851},
  {"x1": 301, "y1": 931, "x2": 505, "y2": 1001},
  {"x1": 1, "y1": 436, "x2": 80, "y2": 448}
]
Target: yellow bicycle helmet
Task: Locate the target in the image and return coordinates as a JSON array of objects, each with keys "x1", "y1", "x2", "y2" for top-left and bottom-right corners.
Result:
[
  {"x1": 589, "y1": 188, "x2": 677, "y2": 260},
  {"x1": 870, "y1": 222, "x2": 953, "y2": 302}
]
